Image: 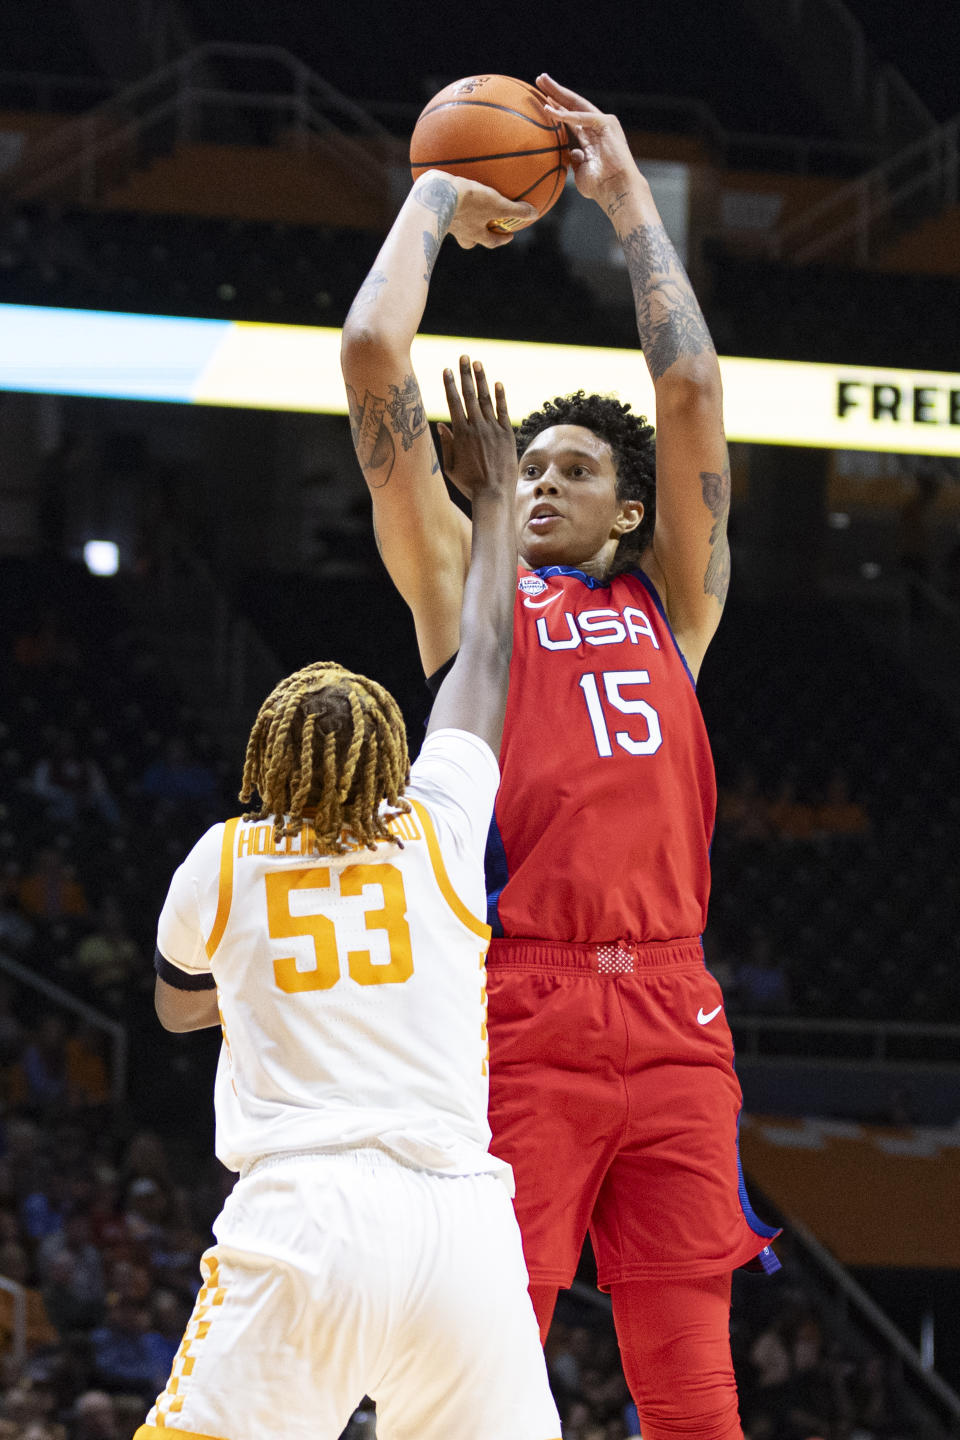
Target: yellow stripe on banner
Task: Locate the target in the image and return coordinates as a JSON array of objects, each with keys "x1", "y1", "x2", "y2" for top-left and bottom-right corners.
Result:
[
  {"x1": 190, "y1": 321, "x2": 960, "y2": 457},
  {"x1": 409, "y1": 799, "x2": 491, "y2": 942},
  {"x1": 192, "y1": 322, "x2": 344, "y2": 413},
  {"x1": 205, "y1": 818, "x2": 239, "y2": 960}
]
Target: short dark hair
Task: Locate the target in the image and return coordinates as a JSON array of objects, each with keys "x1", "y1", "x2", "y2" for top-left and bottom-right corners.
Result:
[{"x1": 515, "y1": 392, "x2": 656, "y2": 575}]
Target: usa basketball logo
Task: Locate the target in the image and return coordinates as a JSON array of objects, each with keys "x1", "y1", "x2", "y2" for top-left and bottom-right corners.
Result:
[{"x1": 518, "y1": 575, "x2": 548, "y2": 597}]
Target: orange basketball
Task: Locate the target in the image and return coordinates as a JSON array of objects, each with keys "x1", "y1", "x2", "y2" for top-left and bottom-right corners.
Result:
[{"x1": 410, "y1": 74, "x2": 570, "y2": 229}]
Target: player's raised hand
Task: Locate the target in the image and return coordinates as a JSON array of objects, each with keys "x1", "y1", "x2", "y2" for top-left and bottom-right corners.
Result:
[
  {"x1": 427, "y1": 172, "x2": 537, "y2": 249},
  {"x1": 437, "y1": 356, "x2": 515, "y2": 501},
  {"x1": 536, "y1": 73, "x2": 638, "y2": 207}
]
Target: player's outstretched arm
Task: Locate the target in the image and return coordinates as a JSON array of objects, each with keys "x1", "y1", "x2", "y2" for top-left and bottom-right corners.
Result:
[
  {"x1": 340, "y1": 172, "x2": 534, "y2": 676},
  {"x1": 539, "y1": 74, "x2": 729, "y2": 680},
  {"x1": 426, "y1": 357, "x2": 517, "y2": 754}
]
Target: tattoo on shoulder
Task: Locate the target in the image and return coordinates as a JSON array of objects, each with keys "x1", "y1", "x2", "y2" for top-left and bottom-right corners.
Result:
[
  {"x1": 701, "y1": 465, "x2": 731, "y2": 604},
  {"x1": 386, "y1": 374, "x2": 428, "y2": 451},
  {"x1": 621, "y1": 223, "x2": 714, "y2": 382},
  {"x1": 346, "y1": 383, "x2": 396, "y2": 489}
]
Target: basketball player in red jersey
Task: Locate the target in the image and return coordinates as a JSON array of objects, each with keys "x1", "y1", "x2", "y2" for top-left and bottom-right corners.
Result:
[{"x1": 341, "y1": 74, "x2": 778, "y2": 1440}]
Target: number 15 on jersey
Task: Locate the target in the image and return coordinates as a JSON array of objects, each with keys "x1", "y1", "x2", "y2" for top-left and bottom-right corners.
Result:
[{"x1": 578, "y1": 670, "x2": 663, "y2": 758}]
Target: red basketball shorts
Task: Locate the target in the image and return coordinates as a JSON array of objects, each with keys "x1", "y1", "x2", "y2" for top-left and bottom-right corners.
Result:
[{"x1": 485, "y1": 936, "x2": 780, "y2": 1290}]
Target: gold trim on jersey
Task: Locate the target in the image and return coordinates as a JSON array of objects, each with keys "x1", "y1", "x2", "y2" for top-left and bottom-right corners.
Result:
[
  {"x1": 205, "y1": 818, "x2": 239, "y2": 960},
  {"x1": 409, "y1": 800, "x2": 491, "y2": 942},
  {"x1": 145, "y1": 1251, "x2": 227, "y2": 1432},
  {"x1": 134, "y1": 1430, "x2": 227, "y2": 1440}
]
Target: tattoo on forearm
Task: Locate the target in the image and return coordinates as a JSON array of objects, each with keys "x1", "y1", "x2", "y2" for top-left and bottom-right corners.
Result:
[
  {"x1": 345, "y1": 269, "x2": 387, "y2": 324},
  {"x1": 620, "y1": 223, "x2": 714, "y2": 382},
  {"x1": 422, "y1": 230, "x2": 440, "y2": 281},
  {"x1": 417, "y1": 176, "x2": 457, "y2": 224},
  {"x1": 606, "y1": 190, "x2": 629, "y2": 217},
  {"x1": 416, "y1": 176, "x2": 457, "y2": 280},
  {"x1": 347, "y1": 384, "x2": 395, "y2": 488},
  {"x1": 701, "y1": 465, "x2": 731, "y2": 604},
  {"x1": 386, "y1": 374, "x2": 427, "y2": 451}
]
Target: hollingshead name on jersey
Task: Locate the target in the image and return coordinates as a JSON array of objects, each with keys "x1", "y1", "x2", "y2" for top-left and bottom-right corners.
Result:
[{"x1": 533, "y1": 604, "x2": 661, "y2": 651}]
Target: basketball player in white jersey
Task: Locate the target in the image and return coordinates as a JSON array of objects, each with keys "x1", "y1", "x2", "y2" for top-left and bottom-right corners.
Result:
[{"x1": 134, "y1": 360, "x2": 562, "y2": 1440}]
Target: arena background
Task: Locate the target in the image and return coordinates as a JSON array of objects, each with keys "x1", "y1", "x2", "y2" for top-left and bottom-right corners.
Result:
[{"x1": 0, "y1": 3, "x2": 958, "y2": 1438}]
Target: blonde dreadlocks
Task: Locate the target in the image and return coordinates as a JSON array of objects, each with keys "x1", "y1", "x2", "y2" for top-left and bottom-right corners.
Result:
[{"x1": 238, "y1": 661, "x2": 411, "y2": 854}]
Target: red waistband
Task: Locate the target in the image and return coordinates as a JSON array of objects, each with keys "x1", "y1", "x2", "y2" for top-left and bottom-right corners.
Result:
[{"x1": 485, "y1": 936, "x2": 704, "y2": 974}]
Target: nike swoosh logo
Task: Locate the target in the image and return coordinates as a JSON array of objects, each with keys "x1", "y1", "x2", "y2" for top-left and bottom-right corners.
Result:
[
  {"x1": 697, "y1": 1004, "x2": 723, "y2": 1025},
  {"x1": 523, "y1": 592, "x2": 561, "y2": 609}
]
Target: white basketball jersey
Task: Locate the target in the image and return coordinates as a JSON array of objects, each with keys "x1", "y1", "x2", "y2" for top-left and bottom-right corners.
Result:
[{"x1": 155, "y1": 729, "x2": 509, "y2": 1186}]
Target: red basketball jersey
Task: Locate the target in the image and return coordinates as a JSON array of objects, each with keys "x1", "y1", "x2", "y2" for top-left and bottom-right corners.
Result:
[{"x1": 487, "y1": 565, "x2": 716, "y2": 942}]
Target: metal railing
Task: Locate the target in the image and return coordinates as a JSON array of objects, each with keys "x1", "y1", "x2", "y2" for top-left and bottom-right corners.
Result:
[
  {"x1": 0, "y1": 952, "x2": 128, "y2": 1105},
  {"x1": 729, "y1": 1014, "x2": 960, "y2": 1066},
  {"x1": 0, "y1": 50, "x2": 893, "y2": 217},
  {"x1": 768, "y1": 112, "x2": 960, "y2": 264},
  {"x1": 756, "y1": 0, "x2": 934, "y2": 148},
  {"x1": 0, "y1": 1276, "x2": 26, "y2": 1372},
  {"x1": 0, "y1": 43, "x2": 396, "y2": 211},
  {"x1": 789, "y1": 1213, "x2": 960, "y2": 1434}
]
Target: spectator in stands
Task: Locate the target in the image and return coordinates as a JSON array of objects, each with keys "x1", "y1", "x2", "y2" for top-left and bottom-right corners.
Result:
[
  {"x1": 62, "y1": 1026, "x2": 110, "y2": 1111},
  {"x1": 41, "y1": 1250, "x2": 105, "y2": 1338},
  {"x1": 85, "y1": 1172, "x2": 125, "y2": 1256},
  {"x1": 18, "y1": 1019, "x2": 73, "y2": 1116},
  {"x1": 17, "y1": 851, "x2": 88, "y2": 924},
  {"x1": 734, "y1": 928, "x2": 791, "y2": 1015},
  {"x1": 0, "y1": 893, "x2": 37, "y2": 958},
  {"x1": 896, "y1": 464, "x2": 941, "y2": 582},
  {"x1": 121, "y1": 1181, "x2": 168, "y2": 1255},
  {"x1": 767, "y1": 776, "x2": 816, "y2": 843},
  {"x1": 0, "y1": 1239, "x2": 58, "y2": 1356},
  {"x1": 37, "y1": 1213, "x2": 105, "y2": 1317},
  {"x1": 812, "y1": 768, "x2": 871, "y2": 841},
  {"x1": 718, "y1": 763, "x2": 772, "y2": 843},
  {"x1": 66, "y1": 1390, "x2": 122, "y2": 1440},
  {"x1": 942, "y1": 525, "x2": 960, "y2": 604},
  {"x1": 11, "y1": 608, "x2": 80, "y2": 676},
  {"x1": 0, "y1": 980, "x2": 24, "y2": 1069},
  {"x1": 139, "y1": 738, "x2": 217, "y2": 813},
  {"x1": 88, "y1": 1296, "x2": 171, "y2": 1400},
  {"x1": 20, "y1": 1163, "x2": 72, "y2": 1243},
  {"x1": 73, "y1": 901, "x2": 141, "y2": 1014},
  {"x1": 30, "y1": 733, "x2": 122, "y2": 831}
]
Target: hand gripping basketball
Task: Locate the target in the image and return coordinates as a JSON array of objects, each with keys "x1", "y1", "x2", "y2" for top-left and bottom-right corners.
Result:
[{"x1": 536, "y1": 72, "x2": 638, "y2": 207}]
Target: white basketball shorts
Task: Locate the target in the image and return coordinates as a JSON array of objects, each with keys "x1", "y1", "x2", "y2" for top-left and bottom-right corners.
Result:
[{"x1": 134, "y1": 1149, "x2": 561, "y2": 1440}]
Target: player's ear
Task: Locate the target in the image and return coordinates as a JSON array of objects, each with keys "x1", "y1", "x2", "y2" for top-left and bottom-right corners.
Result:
[{"x1": 612, "y1": 501, "x2": 643, "y2": 537}]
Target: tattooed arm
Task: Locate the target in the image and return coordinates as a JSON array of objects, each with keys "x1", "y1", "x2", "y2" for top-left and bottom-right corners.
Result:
[
  {"x1": 539, "y1": 75, "x2": 730, "y2": 679},
  {"x1": 340, "y1": 171, "x2": 534, "y2": 674}
]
